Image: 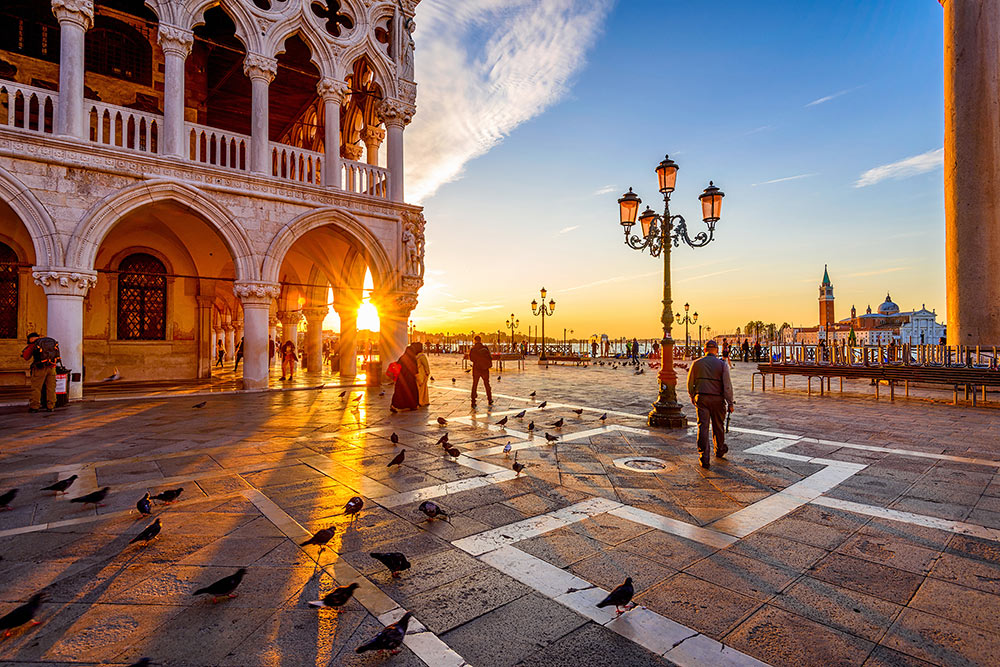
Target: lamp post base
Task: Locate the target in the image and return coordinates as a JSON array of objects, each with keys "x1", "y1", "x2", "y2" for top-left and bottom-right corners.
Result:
[{"x1": 647, "y1": 401, "x2": 688, "y2": 428}]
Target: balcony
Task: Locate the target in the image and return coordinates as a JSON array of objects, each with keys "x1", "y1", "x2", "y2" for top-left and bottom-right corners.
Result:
[{"x1": 0, "y1": 80, "x2": 390, "y2": 200}]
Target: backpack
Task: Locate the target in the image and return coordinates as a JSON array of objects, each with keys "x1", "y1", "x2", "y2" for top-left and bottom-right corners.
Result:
[{"x1": 35, "y1": 337, "x2": 60, "y2": 365}]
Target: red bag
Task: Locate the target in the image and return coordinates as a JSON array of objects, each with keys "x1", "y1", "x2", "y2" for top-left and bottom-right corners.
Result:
[{"x1": 387, "y1": 361, "x2": 401, "y2": 381}]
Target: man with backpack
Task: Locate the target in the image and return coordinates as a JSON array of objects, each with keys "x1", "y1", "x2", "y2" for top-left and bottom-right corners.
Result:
[
  {"x1": 21, "y1": 332, "x2": 60, "y2": 413},
  {"x1": 469, "y1": 335, "x2": 494, "y2": 407}
]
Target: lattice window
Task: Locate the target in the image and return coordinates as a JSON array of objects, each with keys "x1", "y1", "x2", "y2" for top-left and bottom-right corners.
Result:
[
  {"x1": 117, "y1": 253, "x2": 166, "y2": 340},
  {"x1": 0, "y1": 242, "x2": 17, "y2": 339},
  {"x1": 311, "y1": 1, "x2": 354, "y2": 37},
  {"x1": 85, "y1": 17, "x2": 152, "y2": 86},
  {"x1": 0, "y1": 2, "x2": 61, "y2": 65}
]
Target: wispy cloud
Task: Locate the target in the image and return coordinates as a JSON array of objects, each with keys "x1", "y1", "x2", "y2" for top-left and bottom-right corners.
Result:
[
  {"x1": 744, "y1": 125, "x2": 773, "y2": 136},
  {"x1": 854, "y1": 148, "x2": 944, "y2": 188},
  {"x1": 562, "y1": 270, "x2": 660, "y2": 293},
  {"x1": 559, "y1": 225, "x2": 580, "y2": 234},
  {"x1": 592, "y1": 184, "x2": 617, "y2": 196},
  {"x1": 406, "y1": 0, "x2": 614, "y2": 203},
  {"x1": 677, "y1": 268, "x2": 740, "y2": 283},
  {"x1": 751, "y1": 173, "x2": 817, "y2": 187},
  {"x1": 846, "y1": 266, "x2": 910, "y2": 278},
  {"x1": 460, "y1": 304, "x2": 503, "y2": 314},
  {"x1": 805, "y1": 88, "x2": 854, "y2": 107}
]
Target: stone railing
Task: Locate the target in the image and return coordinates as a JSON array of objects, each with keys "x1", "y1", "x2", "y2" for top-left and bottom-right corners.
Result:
[
  {"x1": 0, "y1": 81, "x2": 57, "y2": 135},
  {"x1": 341, "y1": 159, "x2": 389, "y2": 199},
  {"x1": 87, "y1": 100, "x2": 162, "y2": 154},
  {"x1": 187, "y1": 122, "x2": 250, "y2": 172},
  {"x1": 271, "y1": 143, "x2": 324, "y2": 186}
]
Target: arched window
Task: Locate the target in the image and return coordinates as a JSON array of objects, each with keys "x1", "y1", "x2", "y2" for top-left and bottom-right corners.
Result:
[
  {"x1": 0, "y1": 242, "x2": 18, "y2": 339},
  {"x1": 85, "y1": 16, "x2": 152, "y2": 86},
  {"x1": 117, "y1": 253, "x2": 166, "y2": 340},
  {"x1": 0, "y1": 1, "x2": 61, "y2": 65}
]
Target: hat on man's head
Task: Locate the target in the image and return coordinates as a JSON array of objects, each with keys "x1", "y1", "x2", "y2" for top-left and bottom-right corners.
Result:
[
  {"x1": 474, "y1": 335, "x2": 482, "y2": 343},
  {"x1": 26, "y1": 332, "x2": 39, "y2": 343},
  {"x1": 705, "y1": 340, "x2": 719, "y2": 350}
]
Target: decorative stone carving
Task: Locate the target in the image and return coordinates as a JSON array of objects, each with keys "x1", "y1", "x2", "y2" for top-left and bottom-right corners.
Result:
[
  {"x1": 343, "y1": 143, "x2": 364, "y2": 161},
  {"x1": 398, "y1": 80, "x2": 417, "y2": 106},
  {"x1": 243, "y1": 53, "x2": 278, "y2": 83},
  {"x1": 234, "y1": 281, "x2": 281, "y2": 305},
  {"x1": 157, "y1": 25, "x2": 194, "y2": 57},
  {"x1": 302, "y1": 307, "x2": 329, "y2": 322},
  {"x1": 401, "y1": 16, "x2": 416, "y2": 81},
  {"x1": 32, "y1": 268, "x2": 97, "y2": 296},
  {"x1": 316, "y1": 77, "x2": 350, "y2": 103},
  {"x1": 378, "y1": 98, "x2": 416, "y2": 128},
  {"x1": 401, "y1": 209, "x2": 425, "y2": 283},
  {"x1": 373, "y1": 290, "x2": 418, "y2": 318},
  {"x1": 51, "y1": 0, "x2": 94, "y2": 29},
  {"x1": 361, "y1": 126, "x2": 386, "y2": 149}
]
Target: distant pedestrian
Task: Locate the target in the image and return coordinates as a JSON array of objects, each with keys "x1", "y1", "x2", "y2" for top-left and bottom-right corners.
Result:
[
  {"x1": 592, "y1": 340, "x2": 599, "y2": 358},
  {"x1": 722, "y1": 338, "x2": 734, "y2": 369},
  {"x1": 216, "y1": 340, "x2": 226, "y2": 368},
  {"x1": 415, "y1": 342, "x2": 431, "y2": 407},
  {"x1": 753, "y1": 341, "x2": 762, "y2": 363},
  {"x1": 741, "y1": 340, "x2": 750, "y2": 363},
  {"x1": 268, "y1": 337, "x2": 276, "y2": 364},
  {"x1": 631, "y1": 338, "x2": 640, "y2": 364},
  {"x1": 21, "y1": 332, "x2": 60, "y2": 413},
  {"x1": 390, "y1": 343, "x2": 419, "y2": 412},
  {"x1": 233, "y1": 337, "x2": 244, "y2": 371},
  {"x1": 280, "y1": 341, "x2": 298, "y2": 381},
  {"x1": 686, "y1": 340, "x2": 734, "y2": 468},
  {"x1": 469, "y1": 335, "x2": 494, "y2": 407}
]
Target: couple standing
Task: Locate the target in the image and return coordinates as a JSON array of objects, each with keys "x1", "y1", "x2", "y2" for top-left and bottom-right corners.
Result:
[{"x1": 390, "y1": 341, "x2": 431, "y2": 411}]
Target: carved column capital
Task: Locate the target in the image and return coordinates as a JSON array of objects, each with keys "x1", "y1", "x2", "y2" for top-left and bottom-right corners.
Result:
[
  {"x1": 372, "y1": 291, "x2": 418, "y2": 319},
  {"x1": 302, "y1": 307, "x2": 330, "y2": 322},
  {"x1": 361, "y1": 126, "x2": 386, "y2": 147},
  {"x1": 316, "y1": 77, "x2": 350, "y2": 103},
  {"x1": 243, "y1": 53, "x2": 278, "y2": 83},
  {"x1": 234, "y1": 281, "x2": 281, "y2": 306},
  {"x1": 378, "y1": 98, "x2": 416, "y2": 128},
  {"x1": 342, "y1": 144, "x2": 364, "y2": 161},
  {"x1": 32, "y1": 267, "x2": 97, "y2": 297},
  {"x1": 51, "y1": 0, "x2": 94, "y2": 30},
  {"x1": 157, "y1": 24, "x2": 194, "y2": 57},
  {"x1": 277, "y1": 311, "x2": 303, "y2": 326}
]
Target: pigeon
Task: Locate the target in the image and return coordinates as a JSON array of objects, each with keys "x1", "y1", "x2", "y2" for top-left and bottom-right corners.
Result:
[
  {"x1": 464, "y1": 369, "x2": 471, "y2": 374},
  {"x1": 527, "y1": 421, "x2": 535, "y2": 431},
  {"x1": 444, "y1": 446, "x2": 461, "y2": 458},
  {"x1": 436, "y1": 433, "x2": 449, "y2": 447},
  {"x1": 370, "y1": 552, "x2": 411, "y2": 577},
  {"x1": 300, "y1": 526, "x2": 337, "y2": 550},
  {"x1": 103, "y1": 368, "x2": 121, "y2": 382},
  {"x1": 538, "y1": 401, "x2": 547, "y2": 408},
  {"x1": 497, "y1": 375, "x2": 501, "y2": 381},
  {"x1": 512, "y1": 453, "x2": 525, "y2": 476},
  {"x1": 437, "y1": 417, "x2": 448, "y2": 426},
  {"x1": 379, "y1": 390, "x2": 386, "y2": 397},
  {"x1": 353, "y1": 395, "x2": 363, "y2": 402},
  {"x1": 503, "y1": 442, "x2": 512, "y2": 456},
  {"x1": 451, "y1": 378, "x2": 456, "y2": 383},
  {"x1": 338, "y1": 391, "x2": 347, "y2": 398},
  {"x1": 544, "y1": 432, "x2": 559, "y2": 443},
  {"x1": 430, "y1": 376, "x2": 435, "y2": 381},
  {"x1": 572, "y1": 409, "x2": 584, "y2": 416},
  {"x1": 152, "y1": 488, "x2": 183, "y2": 504},
  {"x1": 496, "y1": 416, "x2": 508, "y2": 426},
  {"x1": 387, "y1": 450, "x2": 405, "y2": 468},
  {"x1": 136, "y1": 492, "x2": 152, "y2": 516},
  {"x1": 390, "y1": 432, "x2": 399, "y2": 444},
  {"x1": 596, "y1": 577, "x2": 635, "y2": 614},
  {"x1": 193, "y1": 401, "x2": 207, "y2": 409},
  {"x1": 0, "y1": 593, "x2": 45, "y2": 637},
  {"x1": 70, "y1": 487, "x2": 110, "y2": 507},
  {"x1": 309, "y1": 582, "x2": 359, "y2": 608},
  {"x1": 129, "y1": 518, "x2": 161, "y2": 545},
  {"x1": 598, "y1": 413, "x2": 607, "y2": 422},
  {"x1": 514, "y1": 410, "x2": 526, "y2": 419},
  {"x1": 0, "y1": 488, "x2": 17, "y2": 511},
  {"x1": 342, "y1": 496, "x2": 364, "y2": 520},
  {"x1": 529, "y1": 391, "x2": 536, "y2": 398},
  {"x1": 41, "y1": 474, "x2": 77, "y2": 494},
  {"x1": 355, "y1": 611, "x2": 412, "y2": 654},
  {"x1": 418, "y1": 501, "x2": 451, "y2": 523},
  {"x1": 193, "y1": 568, "x2": 246, "y2": 602},
  {"x1": 550, "y1": 418, "x2": 564, "y2": 428}
]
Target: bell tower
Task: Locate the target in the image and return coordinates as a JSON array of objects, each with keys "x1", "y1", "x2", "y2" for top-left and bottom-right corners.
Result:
[{"x1": 819, "y1": 265, "x2": 835, "y2": 332}]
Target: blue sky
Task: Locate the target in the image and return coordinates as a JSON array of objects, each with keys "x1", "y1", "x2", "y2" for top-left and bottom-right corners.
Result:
[{"x1": 405, "y1": 0, "x2": 945, "y2": 338}]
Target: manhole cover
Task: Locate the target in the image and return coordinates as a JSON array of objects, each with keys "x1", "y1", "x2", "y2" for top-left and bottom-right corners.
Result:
[{"x1": 613, "y1": 456, "x2": 674, "y2": 474}]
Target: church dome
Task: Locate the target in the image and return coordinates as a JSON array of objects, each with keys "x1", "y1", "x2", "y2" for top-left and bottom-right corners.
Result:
[{"x1": 877, "y1": 293, "x2": 899, "y2": 315}]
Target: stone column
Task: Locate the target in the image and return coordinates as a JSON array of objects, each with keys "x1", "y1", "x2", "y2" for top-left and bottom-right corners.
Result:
[
  {"x1": 317, "y1": 78, "x2": 348, "y2": 188},
  {"x1": 943, "y1": 0, "x2": 1000, "y2": 345},
  {"x1": 336, "y1": 307, "x2": 358, "y2": 376},
  {"x1": 374, "y1": 291, "x2": 417, "y2": 380},
  {"x1": 52, "y1": 0, "x2": 93, "y2": 140},
  {"x1": 224, "y1": 323, "x2": 235, "y2": 361},
  {"x1": 210, "y1": 326, "x2": 217, "y2": 362},
  {"x1": 302, "y1": 307, "x2": 328, "y2": 371},
  {"x1": 157, "y1": 24, "x2": 193, "y2": 158},
  {"x1": 32, "y1": 268, "x2": 97, "y2": 401},
  {"x1": 268, "y1": 315, "x2": 279, "y2": 367},
  {"x1": 196, "y1": 296, "x2": 213, "y2": 379},
  {"x1": 361, "y1": 126, "x2": 385, "y2": 166},
  {"x1": 244, "y1": 54, "x2": 277, "y2": 175},
  {"x1": 278, "y1": 311, "x2": 302, "y2": 345},
  {"x1": 378, "y1": 99, "x2": 414, "y2": 203},
  {"x1": 234, "y1": 282, "x2": 280, "y2": 391}
]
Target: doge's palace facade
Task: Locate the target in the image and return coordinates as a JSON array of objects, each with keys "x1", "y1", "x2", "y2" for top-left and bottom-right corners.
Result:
[{"x1": 0, "y1": 0, "x2": 424, "y2": 399}]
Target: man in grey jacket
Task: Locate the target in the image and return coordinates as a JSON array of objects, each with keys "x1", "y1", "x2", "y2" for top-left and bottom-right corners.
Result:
[{"x1": 686, "y1": 340, "x2": 735, "y2": 468}]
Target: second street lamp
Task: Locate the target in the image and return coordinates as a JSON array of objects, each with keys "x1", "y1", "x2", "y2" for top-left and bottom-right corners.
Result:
[
  {"x1": 617, "y1": 154, "x2": 725, "y2": 428},
  {"x1": 676, "y1": 303, "x2": 697, "y2": 359},
  {"x1": 506, "y1": 313, "x2": 519, "y2": 352},
  {"x1": 531, "y1": 287, "x2": 556, "y2": 361}
]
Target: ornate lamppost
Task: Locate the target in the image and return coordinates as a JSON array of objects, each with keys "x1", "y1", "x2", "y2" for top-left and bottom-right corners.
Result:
[
  {"x1": 506, "y1": 313, "x2": 519, "y2": 352},
  {"x1": 531, "y1": 287, "x2": 556, "y2": 361},
  {"x1": 617, "y1": 155, "x2": 725, "y2": 428},
  {"x1": 676, "y1": 303, "x2": 697, "y2": 359}
]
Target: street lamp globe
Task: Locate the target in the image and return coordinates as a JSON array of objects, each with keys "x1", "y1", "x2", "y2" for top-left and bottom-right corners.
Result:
[
  {"x1": 618, "y1": 188, "x2": 641, "y2": 229},
  {"x1": 692, "y1": 312, "x2": 699, "y2": 324},
  {"x1": 549, "y1": 299, "x2": 556, "y2": 313},
  {"x1": 540, "y1": 287, "x2": 547, "y2": 300},
  {"x1": 699, "y1": 181, "x2": 725, "y2": 225},
  {"x1": 638, "y1": 207, "x2": 658, "y2": 238},
  {"x1": 656, "y1": 155, "x2": 679, "y2": 194}
]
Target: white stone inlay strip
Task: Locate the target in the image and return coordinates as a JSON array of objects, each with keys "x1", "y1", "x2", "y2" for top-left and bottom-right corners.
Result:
[
  {"x1": 812, "y1": 496, "x2": 1000, "y2": 542},
  {"x1": 608, "y1": 506, "x2": 737, "y2": 549},
  {"x1": 378, "y1": 470, "x2": 519, "y2": 508},
  {"x1": 799, "y1": 438, "x2": 1000, "y2": 468}
]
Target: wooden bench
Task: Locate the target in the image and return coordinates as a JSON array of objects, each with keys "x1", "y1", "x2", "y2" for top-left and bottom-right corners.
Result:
[
  {"x1": 540, "y1": 355, "x2": 589, "y2": 366},
  {"x1": 0, "y1": 367, "x2": 29, "y2": 386},
  {"x1": 462, "y1": 352, "x2": 525, "y2": 371}
]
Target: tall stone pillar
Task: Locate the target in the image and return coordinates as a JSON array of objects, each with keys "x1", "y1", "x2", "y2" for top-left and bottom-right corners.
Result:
[
  {"x1": 32, "y1": 268, "x2": 97, "y2": 400},
  {"x1": 378, "y1": 99, "x2": 415, "y2": 203},
  {"x1": 374, "y1": 291, "x2": 417, "y2": 380},
  {"x1": 196, "y1": 296, "x2": 213, "y2": 379},
  {"x1": 278, "y1": 311, "x2": 302, "y2": 345},
  {"x1": 157, "y1": 25, "x2": 193, "y2": 157},
  {"x1": 943, "y1": 0, "x2": 1000, "y2": 344},
  {"x1": 268, "y1": 315, "x2": 279, "y2": 367},
  {"x1": 210, "y1": 327, "x2": 217, "y2": 363},
  {"x1": 244, "y1": 54, "x2": 277, "y2": 175},
  {"x1": 336, "y1": 308, "x2": 358, "y2": 376},
  {"x1": 235, "y1": 282, "x2": 280, "y2": 391},
  {"x1": 303, "y1": 307, "x2": 328, "y2": 371},
  {"x1": 52, "y1": 0, "x2": 93, "y2": 140},
  {"x1": 317, "y1": 78, "x2": 348, "y2": 188},
  {"x1": 224, "y1": 323, "x2": 236, "y2": 362},
  {"x1": 361, "y1": 126, "x2": 385, "y2": 166}
]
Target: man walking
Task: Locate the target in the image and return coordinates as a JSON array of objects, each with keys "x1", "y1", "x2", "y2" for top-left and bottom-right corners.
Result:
[
  {"x1": 21, "y1": 332, "x2": 59, "y2": 413},
  {"x1": 687, "y1": 340, "x2": 734, "y2": 468},
  {"x1": 469, "y1": 335, "x2": 493, "y2": 408},
  {"x1": 741, "y1": 339, "x2": 750, "y2": 363}
]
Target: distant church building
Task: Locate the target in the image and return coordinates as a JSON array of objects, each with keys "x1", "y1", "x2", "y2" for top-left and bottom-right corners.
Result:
[
  {"x1": 0, "y1": 0, "x2": 425, "y2": 399},
  {"x1": 784, "y1": 266, "x2": 946, "y2": 346}
]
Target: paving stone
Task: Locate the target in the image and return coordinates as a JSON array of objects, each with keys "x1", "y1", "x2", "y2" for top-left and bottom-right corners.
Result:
[
  {"x1": 515, "y1": 621, "x2": 672, "y2": 667},
  {"x1": 769, "y1": 576, "x2": 903, "y2": 643},
  {"x1": 836, "y1": 533, "x2": 941, "y2": 575},
  {"x1": 809, "y1": 553, "x2": 925, "y2": 605},
  {"x1": 882, "y1": 607, "x2": 1000, "y2": 666},
  {"x1": 616, "y1": 529, "x2": 718, "y2": 570},
  {"x1": 404, "y1": 565, "x2": 532, "y2": 634},
  {"x1": 683, "y1": 550, "x2": 800, "y2": 601},
  {"x1": 928, "y1": 552, "x2": 1000, "y2": 595},
  {"x1": 517, "y1": 526, "x2": 606, "y2": 568},
  {"x1": 635, "y1": 573, "x2": 761, "y2": 639},
  {"x1": 908, "y1": 577, "x2": 1000, "y2": 634}
]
